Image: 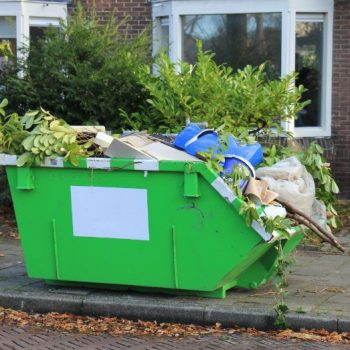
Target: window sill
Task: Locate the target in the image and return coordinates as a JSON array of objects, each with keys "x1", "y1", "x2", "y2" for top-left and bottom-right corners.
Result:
[{"x1": 294, "y1": 127, "x2": 331, "y2": 138}]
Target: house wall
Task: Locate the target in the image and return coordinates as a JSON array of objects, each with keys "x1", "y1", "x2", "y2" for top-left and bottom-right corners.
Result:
[
  {"x1": 72, "y1": 0, "x2": 350, "y2": 198},
  {"x1": 69, "y1": 0, "x2": 151, "y2": 36},
  {"x1": 332, "y1": 0, "x2": 350, "y2": 198}
]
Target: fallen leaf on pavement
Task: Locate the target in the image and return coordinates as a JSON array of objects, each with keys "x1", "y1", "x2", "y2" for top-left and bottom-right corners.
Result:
[
  {"x1": 0, "y1": 231, "x2": 19, "y2": 239},
  {"x1": 0, "y1": 306, "x2": 349, "y2": 344},
  {"x1": 307, "y1": 287, "x2": 346, "y2": 294}
]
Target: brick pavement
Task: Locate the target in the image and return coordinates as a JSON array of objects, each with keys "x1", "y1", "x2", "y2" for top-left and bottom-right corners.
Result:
[{"x1": 0, "y1": 324, "x2": 350, "y2": 350}]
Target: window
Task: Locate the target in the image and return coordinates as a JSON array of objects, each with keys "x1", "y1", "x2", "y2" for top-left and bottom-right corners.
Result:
[
  {"x1": 29, "y1": 17, "x2": 62, "y2": 47},
  {"x1": 152, "y1": 0, "x2": 334, "y2": 137},
  {"x1": 0, "y1": 1, "x2": 66, "y2": 62},
  {"x1": 295, "y1": 16, "x2": 324, "y2": 128}
]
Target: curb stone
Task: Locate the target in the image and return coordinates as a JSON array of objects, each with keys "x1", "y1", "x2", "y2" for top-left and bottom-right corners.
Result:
[
  {"x1": 203, "y1": 304, "x2": 276, "y2": 330},
  {"x1": 0, "y1": 290, "x2": 84, "y2": 315},
  {"x1": 285, "y1": 313, "x2": 338, "y2": 332},
  {"x1": 0, "y1": 289, "x2": 349, "y2": 333},
  {"x1": 338, "y1": 319, "x2": 350, "y2": 333},
  {"x1": 82, "y1": 292, "x2": 205, "y2": 324}
]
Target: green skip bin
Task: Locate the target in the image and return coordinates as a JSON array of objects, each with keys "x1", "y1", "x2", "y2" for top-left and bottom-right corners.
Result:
[{"x1": 1, "y1": 154, "x2": 303, "y2": 298}]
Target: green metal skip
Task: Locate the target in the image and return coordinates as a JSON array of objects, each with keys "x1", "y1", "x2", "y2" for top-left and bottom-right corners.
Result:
[{"x1": 2, "y1": 155, "x2": 303, "y2": 298}]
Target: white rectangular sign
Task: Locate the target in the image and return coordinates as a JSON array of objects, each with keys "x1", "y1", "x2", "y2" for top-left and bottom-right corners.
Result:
[{"x1": 70, "y1": 186, "x2": 149, "y2": 240}]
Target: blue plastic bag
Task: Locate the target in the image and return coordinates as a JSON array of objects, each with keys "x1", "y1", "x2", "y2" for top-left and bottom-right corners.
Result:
[
  {"x1": 173, "y1": 125, "x2": 219, "y2": 156},
  {"x1": 173, "y1": 125, "x2": 263, "y2": 190},
  {"x1": 222, "y1": 155, "x2": 256, "y2": 191},
  {"x1": 224, "y1": 136, "x2": 263, "y2": 167},
  {"x1": 173, "y1": 124, "x2": 202, "y2": 150}
]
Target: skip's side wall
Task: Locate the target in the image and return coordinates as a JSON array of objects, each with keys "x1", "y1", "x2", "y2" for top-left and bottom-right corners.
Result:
[{"x1": 71, "y1": 0, "x2": 350, "y2": 198}]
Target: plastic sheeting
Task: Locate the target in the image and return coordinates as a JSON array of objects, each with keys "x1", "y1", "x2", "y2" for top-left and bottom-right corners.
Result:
[{"x1": 256, "y1": 156, "x2": 327, "y2": 228}]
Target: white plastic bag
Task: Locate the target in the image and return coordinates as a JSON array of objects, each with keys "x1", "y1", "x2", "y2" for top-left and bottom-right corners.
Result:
[
  {"x1": 256, "y1": 157, "x2": 315, "y2": 217},
  {"x1": 311, "y1": 199, "x2": 328, "y2": 230}
]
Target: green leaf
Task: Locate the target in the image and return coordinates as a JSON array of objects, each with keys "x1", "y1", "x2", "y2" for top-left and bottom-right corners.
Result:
[
  {"x1": 25, "y1": 115, "x2": 35, "y2": 129},
  {"x1": 22, "y1": 135, "x2": 36, "y2": 151},
  {"x1": 313, "y1": 142, "x2": 324, "y2": 154},
  {"x1": 53, "y1": 132, "x2": 65, "y2": 139},
  {"x1": 16, "y1": 152, "x2": 32, "y2": 167},
  {"x1": 331, "y1": 180, "x2": 339, "y2": 194},
  {"x1": 0, "y1": 98, "x2": 8, "y2": 109}
]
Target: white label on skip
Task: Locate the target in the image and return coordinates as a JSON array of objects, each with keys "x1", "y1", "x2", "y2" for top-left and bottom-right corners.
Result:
[{"x1": 70, "y1": 186, "x2": 149, "y2": 240}]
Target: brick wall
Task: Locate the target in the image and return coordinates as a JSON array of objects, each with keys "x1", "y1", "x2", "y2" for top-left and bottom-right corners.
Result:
[
  {"x1": 69, "y1": 0, "x2": 151, "y2": 36},
  {"x1": 332, "y1": 0, "x2": 350, "y2": 198}
]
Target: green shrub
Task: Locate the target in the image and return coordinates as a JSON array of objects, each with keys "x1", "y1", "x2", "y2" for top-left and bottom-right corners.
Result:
[
  {"x1": 122, "y1": 42, "x2": 309, "y2": 137},
  {"x1": 0, "y1": 4, "x2": 150, "y2": 130}
]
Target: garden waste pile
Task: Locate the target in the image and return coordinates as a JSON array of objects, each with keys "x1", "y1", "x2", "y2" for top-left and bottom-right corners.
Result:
[{"x1": 0, "y1": 102, "x2": 344, "y2": 253}]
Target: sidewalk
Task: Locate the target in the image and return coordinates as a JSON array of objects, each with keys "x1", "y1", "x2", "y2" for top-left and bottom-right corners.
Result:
[{"x1": 1, "y1": 233, "x2": 350, "y2": 333}]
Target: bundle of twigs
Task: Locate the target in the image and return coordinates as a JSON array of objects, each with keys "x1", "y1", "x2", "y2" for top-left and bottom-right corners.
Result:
[
  {"x1": 77, "y1": 131, "x2": 104, "y2": 157},
  {"x1": 276, "y1": 199, "x2": 346, "y2": 253}
]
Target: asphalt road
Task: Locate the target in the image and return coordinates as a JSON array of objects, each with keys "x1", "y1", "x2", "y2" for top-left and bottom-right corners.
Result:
[{"x1": 0, "y1": 325, "x2": 349, "y2": 350}]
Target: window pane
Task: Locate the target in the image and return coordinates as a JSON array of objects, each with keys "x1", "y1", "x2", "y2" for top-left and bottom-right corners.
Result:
[
  {"x1": 295, "y1": 20, "x2": 324, "y2": 127},
  {"x1": 0, "y1": 16, "x2": 16, "y2": 38},
  {"x1": 182, "y1": 13, "x2": 281, "y2": 77},
  {"x1": 0, "y1": 16, "x2": 16, "y2": 65},
  {"x1": 30, "y1": 26, "x2": 48, "y2": 46},
  {"x1": 160, "y1": 17, "x2": 169, "y2": 51}
]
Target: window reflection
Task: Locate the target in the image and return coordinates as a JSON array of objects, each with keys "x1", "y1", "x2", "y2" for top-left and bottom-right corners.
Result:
[
  {"x1": 295, "y1": 21, "x2": 324, "y2": 127},
  {"x1": 182, "y1": 13, "x2": 281, "y2": 78},
  {"x1": 0, "y1": 16, "x2": 16, "y2": 66}
]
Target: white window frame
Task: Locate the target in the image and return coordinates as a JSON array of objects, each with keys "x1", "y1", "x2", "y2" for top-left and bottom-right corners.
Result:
[{"x1": 152, "y1": 0, "x2": 334, "y2": 137}]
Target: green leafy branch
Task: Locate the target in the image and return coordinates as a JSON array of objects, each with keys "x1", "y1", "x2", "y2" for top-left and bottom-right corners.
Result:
[
  {"x1": 272, "y1": 240, "x2": 294, "y2": 328},
  {"x1": 0, "y1": 99, "x2": 28, "y2": 155},
  {"x1": 17, "y1": 109, "x2": 96, "y2": 166},
  {"x1": 299, "y1": 142, "x2": 339, "y2": 229},
  {"x1": 0, "y1": 99, "x2": 98, "y2": 167}
]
